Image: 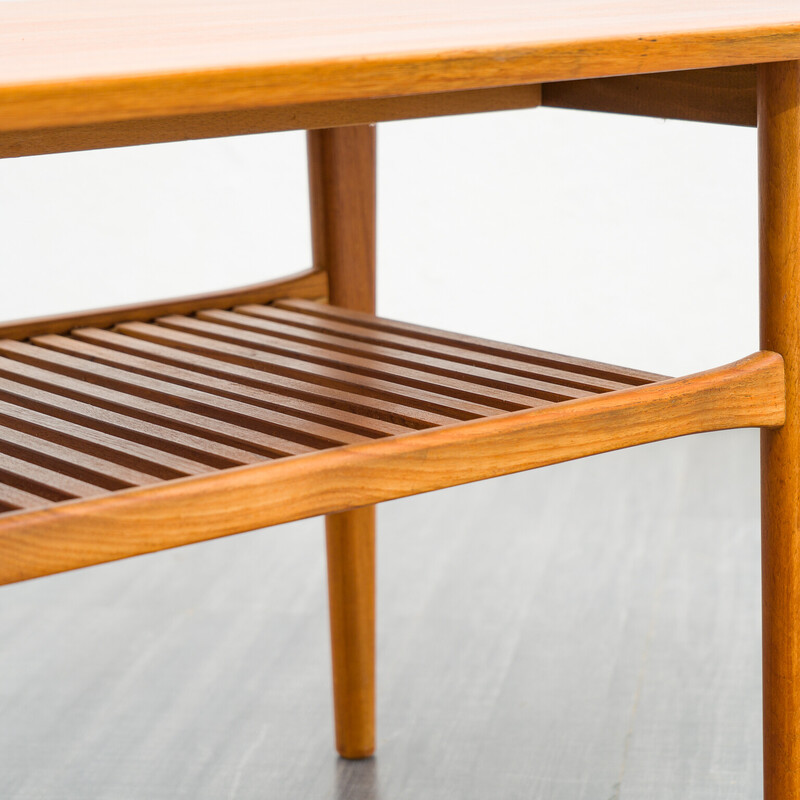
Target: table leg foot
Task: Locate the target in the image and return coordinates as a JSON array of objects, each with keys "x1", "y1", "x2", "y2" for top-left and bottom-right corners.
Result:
[{"x1": 326, "y1": 507, "x2": 376, "y2": 759}]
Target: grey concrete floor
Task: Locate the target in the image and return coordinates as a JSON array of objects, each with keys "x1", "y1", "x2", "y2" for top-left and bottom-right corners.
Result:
[{"x1": 0, "y1": 429, "x2": 763, "y2": 799}]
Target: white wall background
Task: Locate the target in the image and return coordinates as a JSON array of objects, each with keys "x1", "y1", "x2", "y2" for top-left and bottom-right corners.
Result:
[{"x1": 0, "y1": 107, "x2": 757, "y2": 378}]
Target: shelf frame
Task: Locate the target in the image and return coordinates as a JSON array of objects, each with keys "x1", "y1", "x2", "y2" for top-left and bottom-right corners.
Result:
[{"x1": 0, "y1": 296, "x2": 783, "y2": 584}]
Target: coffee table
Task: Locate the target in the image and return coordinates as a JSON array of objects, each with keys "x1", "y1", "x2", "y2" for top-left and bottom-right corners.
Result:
[{"x1": 0, "y1": 2, "x2": 798, "y2": 795}]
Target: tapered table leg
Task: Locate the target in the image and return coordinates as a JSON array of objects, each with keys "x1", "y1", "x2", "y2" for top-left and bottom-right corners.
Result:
[
  {"x1": 308, "y1": 125, "x2": 377, "y2": 759},
  {"x1": 759, "y1": 60, "x2": 800, "y2": 800}
]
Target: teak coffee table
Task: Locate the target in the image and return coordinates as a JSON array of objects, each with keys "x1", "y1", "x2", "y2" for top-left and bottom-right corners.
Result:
[{"x1": 1, "y1": 1, "x2": 799, "y2": 794}]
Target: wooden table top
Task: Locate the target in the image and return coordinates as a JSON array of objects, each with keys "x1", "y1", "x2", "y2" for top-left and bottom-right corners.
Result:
[{"x1": 2, "y1": 0, "x2": 800, "y2": 133}]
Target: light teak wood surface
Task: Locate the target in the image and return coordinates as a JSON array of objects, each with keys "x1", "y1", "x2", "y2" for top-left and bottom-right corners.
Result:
[
  {"x1": 309, "y1": 126, "x2": 377, "y2": 759},
  {"x1": 0, "y1": 65, "x2": 762, "y2": 161},
  {"x1": 759, "y1": 60, "x2": 800, "y2": 800},
  {"x1": 1, "y1": 1, "x2": 800, "y2": 133},
  {"x1": 0, "y1": 67, "x2": 763, "y2": 161},
  {"x1": 0, "y1": 86, "x2": 542, "y2": 160}
]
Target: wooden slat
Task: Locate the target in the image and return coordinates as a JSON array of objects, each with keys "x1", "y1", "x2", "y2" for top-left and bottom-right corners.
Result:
[
  {"x1": 32, "y1": 335, "x2": 372, "y2": 448},
  {"x1": 0, "y1": 341, "x2": 327, "y2": 454},
  {"x1": 157, "y1": 314, "x2": 568, "y2": 408},
  {"x1": 0, "y1": 352, "x2": 782, "y2": 585},
  {"x1": 1, "y1": 1, "x2": 799, "y2": 134},
  {"x1": 276, "y1": 299, "x2": 664, "y2": 385},
  {"x1": 201, "y1": 307, "x2": 599, "y2": 401},
  {"x1": 106, "y1": 323, "x2": 458, "y2": 429},
  {"x1": 0, "y1": 452, "x2": 107, "y2": 502},
  {"x1": 117, "y1": 321, "x2": 509, "y2": 419},
  {"x1": 0, "y1": 482, "x2": 50, "y2": 512},
  {"x1": 0, "y1": 395, "x2": 209, "y2": 479},
  {"x1": 237, "y1": 303, "x2": 629, "y2": 393},
  {"x1": 0, "y1": 423, "x2": 158, "y2": 490},
  {"x1": 56, "y1": 330, "x2": 407, "y2": 439},
  {"x1": 0, "y1": 374, "x2": 261, "y2": 469},
  {"x1": 0, "y1": 268, "x2": 327, "y2": 341},
  {"x1": 201, "y1": 308, "x2": 608, "y2": 399},
  {"x1": 0, "y1": 352, "x2": 293, "y2": 459}
]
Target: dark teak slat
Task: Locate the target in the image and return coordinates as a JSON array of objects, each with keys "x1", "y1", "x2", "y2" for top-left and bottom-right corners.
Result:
[
  {"x1": 236, "y1": 303, "x2": 630, "y2": 393},
  {"x1": 0, "y1": 451, "x2": 107, "y2": 502},
  {"x1": 0, "y1": 395, "x2": 209, "y2": 479},
  {"x1": 276, "y1": 299, "x2": 665, "y2": 385},
  {"x1": 156, "y1": 314, "x2": 561, "y2": 408},
  {"x1": 33, "y1": 334, "x2": 372, "y2": 448},
  {"x1": 0, "y1": 373, "x2": 262, "y2": 469},
  {"x1": 119, "y1": 320, "x2": 507, "y2": 419},
  {"x1": 0, "y1": 340, "x2": 325, "y2": 455},
  {"x1": 45, "y1": 332, "x2": 396, "y2": 441},
  {"x1": 105, "y1": 323, "x2": 457, "y2": 430},
  {"x1": 200, "y1": 308, "x2": 606, "y2": 398},
  {"x1": 0, "y1": 482, "x2": 51, "y2": 512},
  {"x1": 0, "y1": 351, "x2": 291, "y2": 459},
  {"x1": 0, "y1": 422, "x2": 159, "y2": 490}
]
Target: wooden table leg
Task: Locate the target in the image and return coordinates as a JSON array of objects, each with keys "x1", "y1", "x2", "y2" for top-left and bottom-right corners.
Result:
[
  {"x1": 307, "y1": 125, "x2": 377, "y2": 759},
  {"x1": 759, "y1": 60, "x2": 800, "y2": 800}
]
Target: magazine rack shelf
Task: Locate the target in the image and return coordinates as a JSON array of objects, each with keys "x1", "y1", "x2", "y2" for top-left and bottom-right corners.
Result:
[{"x1": 0, "y1": 288, "x2": 783, "y2": 585}]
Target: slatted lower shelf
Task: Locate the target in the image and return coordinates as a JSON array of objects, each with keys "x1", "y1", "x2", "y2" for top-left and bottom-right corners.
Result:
[
  {"x1": 0, "y1": 297, "x2": 784, "y2": 584},
  {"x1": 0, "y1": 299, "x2": 660, "y2": 515}
]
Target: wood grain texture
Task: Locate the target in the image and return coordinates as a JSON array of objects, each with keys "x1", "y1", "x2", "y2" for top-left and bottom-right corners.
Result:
[
  {"x1": 0, "y1": 268, "x2": 327, "y2": 342},
  {"x1": 275, "y1": 298, "x2": 664, "y2": 385},
  {"x1": 325, "y1": 506, "x2": 376, "y2": 760},
  {"x1": 23, "y1": 336, "x2": 370, "y2": 447},
  {"x1": 27, "y1": 335, "x2": 369, "y2": 449},
  {"x1": 129, "y1": 317, "x2": 507, "y2": 419},
  {"x1": 0, "y1": 452, "x2": 108, "y2": 503},
  {"x1": 309, "y1": 125, "x2": 377, "y2": 760},
  {"x1": 0, "y1": 482, "x2": 51, "y2": 512},
  {"x1": 181, "y1": 310, "x2": 575, "y2": 407},
  {"x1": 80, "y1": 324, "x2": 456, "y2": 431},
  {"x1": 0, "y1": 86, "x2": 541, "y2": 160},
  {"x1": 0, "y1": 374, "x2": 264, "y2": 469},
  {"x1": 543, "y1": 65, "x2": 757, "y2": 127},
  {"x1": 0, "y1": 350, "x2": 304, "y2": 459},
  {"x1": 308, "y1": 127, "x2": 376, "y2": 314},
  {"x1": 0, "y1": 423, "x2": 159, "y2": 491},
  {"x1": 1, "y1": 1, "x2": 800, "y2": 134},
  {"x1": 759, "y1": 60, "x2": 800, "y2": 800},
  {"x1": 67, "y1": 328, "x2": 409, "y2": 439},
  {"x1": 0, "y1": 351, "x2": 783, "y2": 587},
  {"x1": 0, "y1": 394, "x2": 211, "y2": 479},
  {"x1": 236, "y1": 302, "x2": 637, "y2": 393},
  {"x1": 197, "y1": 308, "x2": 598, "y2": 401}
]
